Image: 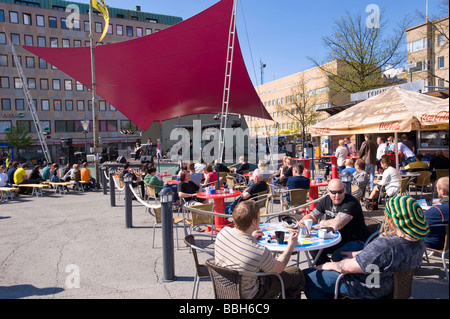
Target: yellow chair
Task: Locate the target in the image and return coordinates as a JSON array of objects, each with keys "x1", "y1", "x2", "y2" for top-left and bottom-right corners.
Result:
[{"x1": 408, "y1": 171, "x2": 432, "y2": 198}]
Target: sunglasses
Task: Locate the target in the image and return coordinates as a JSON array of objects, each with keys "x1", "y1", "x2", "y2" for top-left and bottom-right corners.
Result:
[{"x1": 328, "y1": 188, "x2": 345, "y2": 195}]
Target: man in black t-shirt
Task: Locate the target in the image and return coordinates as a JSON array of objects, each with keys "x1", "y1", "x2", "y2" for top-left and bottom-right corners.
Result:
[{"x1": 302, "y1": 179, "x2": 371, "y2": 265}]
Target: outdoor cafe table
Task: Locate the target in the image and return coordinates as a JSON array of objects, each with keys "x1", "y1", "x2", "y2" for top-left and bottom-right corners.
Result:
[
  {"x1": 196, "y1": 189, "x2": 241, "y2": 233},
  {"x1": 308, "y1": 180, "x2": 329, "y2": 210},
  {"x1": 322, "y1": 155, "x2": 339, "y2": 179},
  {"x1": 165, "y1": 180, "x2": 179, "y2": 185},
  {"x1": 258, "y1": 222, "x2": 342, "y2": 267}
]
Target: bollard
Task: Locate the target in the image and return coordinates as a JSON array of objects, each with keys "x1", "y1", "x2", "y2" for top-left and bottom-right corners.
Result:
[
  {"x1": 109, "y1": 168, "x2": 116, "y2": 207},
  {"x1": 124, "y1": 175, "x2": 133, "y2": 228},
  {"x1": 101, "y1": 166, "x2": 107, "y2": 195},
  {"x1": 159, "y1": 185, "x2": 176, "y2": 282},
  {"x1": 341, "y1": 170, "x2": 353, "y2": 195}
]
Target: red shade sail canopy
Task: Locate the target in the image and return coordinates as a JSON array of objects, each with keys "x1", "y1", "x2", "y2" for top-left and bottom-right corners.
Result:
[{"x1": 24, "y1": 0, "x2": 271, "y2": 130}]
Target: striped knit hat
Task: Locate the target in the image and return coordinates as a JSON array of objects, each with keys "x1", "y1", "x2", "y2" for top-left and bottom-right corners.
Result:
[{"x1": 385, "y1": 195, "x2": 430, "y2": 240}]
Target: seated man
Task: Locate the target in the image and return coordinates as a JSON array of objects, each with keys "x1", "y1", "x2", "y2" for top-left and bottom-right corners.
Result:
[
  {"x1": 215, "y1": 200, "x2": 304, "y2": 299},
  {"x1": 276, "y1": 157, "x2": 293, "y2": 187},
  {"x1": 283, "y1": 163, "x2": 310, "y2": 210},
  {"x1": 351, "y1": 159, "x2": 369, "y2": 200},
  {"x1": 301, "y1": 179, "x2": 371, "y2": 265},
  {"x1": 404, "y1": 153, "x2": 429, "y2": 172},
  {"x1": 144, "y1": 167, "x2": 165, "y2": 196},
  {"x1": 235, "y1": 156, "x2": 250, "y2": 175},
  {"x1": 304, "y1": 196, "x2": 428, "y2": 299},
  {"x1": 81, "y1": 162, "x2": 97, "y2": 190},
  {"x1": 224, "y1": 169, "x2": 268, "y2": 214},
  {"x1": 423, "y1": 177, "x2": 449, "y2": 250},
  {"x1": 14, "y1": 163, "x2": 34, "y2": 194}
]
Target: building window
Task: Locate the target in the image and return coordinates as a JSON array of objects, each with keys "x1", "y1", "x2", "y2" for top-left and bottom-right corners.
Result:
[
  {"x1": 17, "y1": 121, "x2": 37, "y2": 133},
  {"x1": 438, "y1": 56, "x2": 445, "y2": 69},
  {"x1": 23, "y1": 13, "x2": 32, "y2": 25},
  {"x1": 11, "y1": 33, "x2": 20, "y2": 45},
  {"x1": 407, "y1": 38, "x2": 429, "y2": 53},
  {"x1": 16, "y1": 99, "x2": 25, "y2": 110},
  {"x1": 61, "y1": 18, "x2": 69, "y2": 30},
  {"x1": 65, "y1": 100, "x2": 73, "y2": 111},
  {"x1": 77, "y1": 100, "x2": 84, "y2": 111},
  {"x1": 0, "y1": 121, "x2": 12, "y2": 134},
  {"x1": 27, "y1": 78, "x2": 36, "y2": 90},
  {"x1": 121, "y1": 120, "x2": 138, "y2": 131},
  {"x1": 74, "y1": 40, "x2": 82, "y2": 47},
  {"x1": 55, "y1": 120, "x2": 84, "y2": 133},
  {"x1": 36, "y1": 15, "x2": 44, "y2": 27},
  {"x1": 14, "y1": 78, "x2": 23, "y2": 89},
  {"x1": 26, "y1": 57, "x2": 35, "y2": 68},
  {"x1": 0, "y1": 10, "x2": 4, "y2": 22},
  {"x1": 438, "y1": 34, "x2": 445, "y2": 47},
  {"x1": 9, "y1": 11, "x2": 19, "y2": 24},
  {"x1": 39, "y1": 58, "x2": 47, "y2": 69},
  {"x1": 126, "y1": 26, "x2": 133, "y2": 37},
  {"x1": 49, "y1": 16, "x2": 57, "y2": 28},
  {"x1": 116, "y1": 25, "x2": 123, "y2": 36},
  {"x1": 64, "y1": 80, "x2": 72, "y2": 91},
  {"x1": 24, "y1": 35, "x2": 33, "y2": 46},
  {"x1": 50, "y1": 37, "x2": 58, "y2": 47},
  {"x1": 37, "y1": 36, "x2": 46, "y2": 47},
  {"x1": 95, "y1": 22, "x2": 102, "y2": 33},
  {"x1": 0, "y1": 32, "x2": 6, "y2": 44},
  {"x1": 76, "y1": 81, "x2": 84, "y2": 91},
  {"x1": 0, "y1": 77, "x2": 9, "y2": 88},
  {"x1": 1, "y1": 98, "x2": 11, "y2": 110},
  {"x1": 136, "y1": 27, "x2": 143, "y2": 37},
  {"x1": 107, "y1": 24, "x2": 113, "y2": 35},
  {"x1": 99, "y1": 120, "x2": 118, "y2": 132},
  {"x1": 146, "y1": 28, "x2": 152, "y2": 35},
  {"x1": 53, "y1": 79, "x2": 61, "y2": 90},
  {"x1": 40, "y1": 78, "x2": 49, "y2": 90},
  {"x1": 0, "y1": 54, "x2": 7, "y2": 66},
  {"x1": 53, "y1": 99, "x2": 61, "y2": 111},
  {"x1": 84, "y1": 21, "x2": 90, "y2": 32},
  {"x1": 62, "y1": 39, "x2": 70, "y2": 48},
  {"x1": 99, "y1": 100, "x2": 106, "y2": 111}
]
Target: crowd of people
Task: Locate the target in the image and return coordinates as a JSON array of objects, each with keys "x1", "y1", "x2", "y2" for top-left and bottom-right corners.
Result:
[{"x1": 0, "y1": 160, "x2": 98, "y2": 195}]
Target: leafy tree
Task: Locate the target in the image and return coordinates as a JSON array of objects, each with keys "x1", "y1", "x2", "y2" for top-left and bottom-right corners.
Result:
[{"x1": 5, "y1": 125, "x2": 35, "y2": 162}]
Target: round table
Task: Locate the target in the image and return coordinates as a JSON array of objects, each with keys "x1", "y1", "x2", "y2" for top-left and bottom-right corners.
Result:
[
  {"x1": 196, "y1": 190, "x2": 241, "y2": 233},
  {"x1": 165, "y1": 180, "x2": 179, "y2": 185},
  {"x1": 258, "y1": 222, "x2": 341, "y2": 267}
]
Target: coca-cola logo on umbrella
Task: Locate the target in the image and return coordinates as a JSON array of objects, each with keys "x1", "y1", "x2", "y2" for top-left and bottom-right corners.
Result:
[
  {"x1": 419, "y1": 111, "x2": 449, "y2": 123},
  {"x1": 379, "y1": 121, "x2": 402, "y2": 131}
]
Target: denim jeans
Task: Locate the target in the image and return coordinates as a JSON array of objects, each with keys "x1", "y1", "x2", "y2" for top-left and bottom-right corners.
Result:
[
  {"x1": 365, "y1": 164, "x2": 375, "y2": 190},
  {"x1": 304, "y1": 268, "x2": 352, "y2": 299}
]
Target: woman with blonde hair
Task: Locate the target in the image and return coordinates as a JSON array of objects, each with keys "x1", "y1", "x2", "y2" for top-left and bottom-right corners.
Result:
[{"x1": 335, "y1": 139, "x2": 349, "y2": 173}]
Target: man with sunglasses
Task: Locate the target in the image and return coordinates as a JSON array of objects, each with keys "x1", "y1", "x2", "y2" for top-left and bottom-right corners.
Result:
[{"x1": 301, "y1": 179, "x2": 371, "y2": 265}]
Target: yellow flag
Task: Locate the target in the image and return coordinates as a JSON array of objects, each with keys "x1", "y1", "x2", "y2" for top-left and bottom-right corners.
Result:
[{"x1": 91, "y1": 0, "x2": 109, "y2": 42}]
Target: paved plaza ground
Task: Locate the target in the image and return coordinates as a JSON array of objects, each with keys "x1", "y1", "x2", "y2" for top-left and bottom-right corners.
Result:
[{"x1": 0, "y1": 185, "x2": 448, "y2": 301}]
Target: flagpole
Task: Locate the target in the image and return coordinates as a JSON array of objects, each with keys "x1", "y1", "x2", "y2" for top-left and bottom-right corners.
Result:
[{"x1": 89, "y1": 0, "x2": 100, "y2": 188}]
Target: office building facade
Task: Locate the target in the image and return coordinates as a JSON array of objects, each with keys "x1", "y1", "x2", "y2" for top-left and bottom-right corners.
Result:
[{"x1": 0, "y1": 0, "x2": 182, "y2": 162}]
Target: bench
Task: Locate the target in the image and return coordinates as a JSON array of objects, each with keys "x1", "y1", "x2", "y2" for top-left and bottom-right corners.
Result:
[
  {"x1": 0, "y1": 187, "x2": 19, "y2": 202},
  {"x1": 49, "y1": 181, "x2": 75, "y2": 195},
  {"x1": 13, "y1": 184, "x2": 50, "y2": 197}
]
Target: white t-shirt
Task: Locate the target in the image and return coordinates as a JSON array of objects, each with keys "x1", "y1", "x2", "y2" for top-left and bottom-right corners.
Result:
[
  {"x1": 0, "y1": 172, "x2": 8, "y2": 187},
  {"x1": 379, "y1": 166, "x2": 401, "y2": 196}
]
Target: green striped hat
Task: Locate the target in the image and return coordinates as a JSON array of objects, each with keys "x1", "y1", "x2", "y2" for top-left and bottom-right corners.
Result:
[{"x1": 385, "y1": 195, "x2": 430, "y2": 240}]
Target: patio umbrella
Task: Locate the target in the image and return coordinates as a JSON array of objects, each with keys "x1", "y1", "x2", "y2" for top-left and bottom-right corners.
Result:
[{"x1": 310, "y1": 86, "x2": 449, "y2": 169}]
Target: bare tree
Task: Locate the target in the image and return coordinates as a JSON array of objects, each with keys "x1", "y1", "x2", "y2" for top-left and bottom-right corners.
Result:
[{"x1": 308, "y1": 9, "x2": 412, "y2": 103}]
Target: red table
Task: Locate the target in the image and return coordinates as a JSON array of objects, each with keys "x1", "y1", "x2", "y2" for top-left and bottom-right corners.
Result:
[
  {"x1": 308, "y1": 181, "x2": 329, "y2": 210},
  {"x1": 196, "y1": 189, "x2": 241, "y2": 233},
  {"x1": 166, "y1": 180, "x2": 179, "y2": 185},
  {"x1": 322, "y1": 155, "x2": 339, "y2": 179},
  {"x1": 292, "y1": 158, "x2": 320, "y2": 179}
]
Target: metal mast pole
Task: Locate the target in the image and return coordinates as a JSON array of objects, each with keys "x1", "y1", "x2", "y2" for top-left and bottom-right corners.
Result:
[
  {"x1": 89, "y1": 0, "x2": 100, "y2": 188},
  {"x1": 217, "y1": 0, "x2": 238, "y2": 164}
]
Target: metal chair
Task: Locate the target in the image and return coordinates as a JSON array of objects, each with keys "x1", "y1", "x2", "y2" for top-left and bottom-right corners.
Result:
[
  {"x1": 182, "y1": 203, "x2": 215, "y2": 235},
  {"x1": 408, "y1": 171, "x2": 432, "y2": 198},
  {"x1": 184, "y1": 234, "x2": 215, "y2": 299},
  {"x1": 399, "y1": 177, "x2": 410, "y2": 196},
  {"x1": 253, "y1": 192, "x2": 272, "y2": 216},
  {"x1": 363, "y1": 216, "x2": 382, "y2": 247},
  {"x1": 150, "y1": 205, "x2": 185, "y2": 249},
  {"x1": 425, "y1": 224, "x2": 449, "y2": 284},
  {"x1": 205, "y1": 258, "x2": 286, "y2": 299},
  {"x1": 334, "y1": 268, "x2": 417, "y2": 299},
  {"x1": 282, "y1": 188, "x2": 309, "y2": 214}
]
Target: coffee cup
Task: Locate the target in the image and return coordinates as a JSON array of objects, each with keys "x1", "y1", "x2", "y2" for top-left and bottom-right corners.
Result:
[
  {"x1": 304, "y1": 219, "x2": 313, "y2": 231},
  {"x1": 275, "y1": 231, "x2": 285, "y2": 245}
]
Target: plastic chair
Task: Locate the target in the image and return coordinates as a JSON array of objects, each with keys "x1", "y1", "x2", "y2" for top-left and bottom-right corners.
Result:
[
  {"x1": 184, "y1": 234, "x2": 215, "y2": 299},
  {"x1": 205, "y1": 258, "x2": 286, "y2": 299},
  {"x1": 425, "y1": 224, "x2": 449, "y2": 284},
  {"x1": 399, "y1": 178, "x2": 410, "y2": 196},
  {"x1": 334, "y1": 268, "x2": 417, "y2": 299},
  {"x1": 150, "y1": 205, "x2": 185, "y2": 249}
]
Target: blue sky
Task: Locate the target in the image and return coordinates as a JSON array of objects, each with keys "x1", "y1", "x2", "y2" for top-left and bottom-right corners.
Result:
[{"x1": 76, "y1": 0, "x2": 446, "y2": 85}]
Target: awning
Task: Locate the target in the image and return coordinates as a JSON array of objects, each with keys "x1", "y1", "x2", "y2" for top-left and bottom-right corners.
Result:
[{"x1": 24, "y1": 0, "x2": 272, "y2": 130}]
